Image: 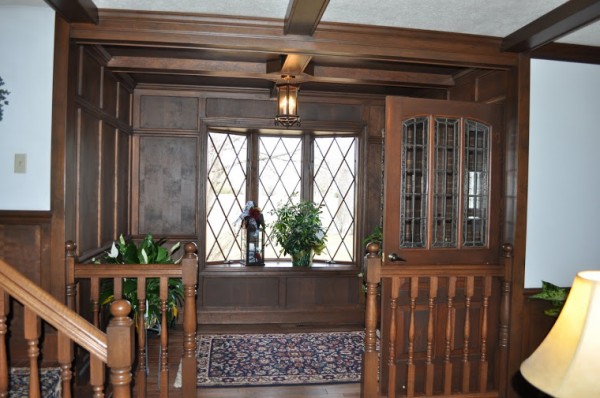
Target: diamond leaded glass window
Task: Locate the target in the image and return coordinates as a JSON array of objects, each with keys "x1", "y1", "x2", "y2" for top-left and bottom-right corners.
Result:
[{"x1": 206, "y1": 131, "x2": 357, "y2": 264}]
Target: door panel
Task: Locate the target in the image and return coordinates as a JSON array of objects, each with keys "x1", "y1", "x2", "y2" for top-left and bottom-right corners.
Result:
[{"x1": 384, "y1": 96, "x2": 503, "y2": 265}]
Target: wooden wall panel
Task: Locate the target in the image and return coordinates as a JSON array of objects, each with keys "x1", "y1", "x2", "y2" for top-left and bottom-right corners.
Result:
[
  {"x1": 78, "y1": 110, "x2": 100, "y2": 251},
  {"x1": 100, "y1": 123, "x2": 116, "y2": 243},
  {"x1": 116, "y1": 129, "x2": 130, "y2": 235},
  {"x1": 202, "y1": 277, "x2": 280, "y2": 307},
  {"x1": 118, "y1": 83, "x2": 131, "y2": 124},
  {"x1": 67, "y1": 45, "x2": 133, "y2": 256},
  {"x1": 79, "y1": 47, "x2": 102, "y2": 107},
  {"x1": 0, "y1": 212, "x2": 52, "y2": 362},
  {"x1": 140, "y1": 95, "x2": 199, "y2": 130},
  {"x1": 286, "y1": 276, "x2": 359, "y2": 308},
  {"x1": 102, "y1": 69, "x2": 118, "y2": 117},
  {"x1": 138, "y1": 136, "x2": 198, "y2": 235}
]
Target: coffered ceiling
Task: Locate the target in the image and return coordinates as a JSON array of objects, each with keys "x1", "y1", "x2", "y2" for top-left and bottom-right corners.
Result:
[{"x1": 5, "y1": 0, "x2": 600, "y2": 96}]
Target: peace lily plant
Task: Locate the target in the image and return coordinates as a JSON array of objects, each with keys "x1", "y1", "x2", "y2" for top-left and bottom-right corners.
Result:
[{"x1": 95, "y1": 233, "x2": 184, "y2": 332}]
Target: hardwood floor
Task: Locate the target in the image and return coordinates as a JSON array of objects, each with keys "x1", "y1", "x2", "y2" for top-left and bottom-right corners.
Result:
[{"x1": 142, "y1": 324, "x2": 362, "y2": 398}]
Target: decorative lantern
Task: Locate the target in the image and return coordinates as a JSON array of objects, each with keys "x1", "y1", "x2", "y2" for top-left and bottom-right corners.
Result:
[
  {"x1": 274, "y1": 76, "x2": 300, "y2": 128},
  {"x1": 241, "y1": 227, "x2": 265, "y2": 266},
  {"x1": 239, "y1": 201, "x2": 265, "y2": 266}
]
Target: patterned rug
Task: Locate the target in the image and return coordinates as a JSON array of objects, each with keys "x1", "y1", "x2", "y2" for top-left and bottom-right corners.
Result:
[
  {"x1": 188, "y1": 331, "x2": 364, "y2": 387},
  {"x1": 8, "y1": 367, "x2": 61, "y2": 398}
]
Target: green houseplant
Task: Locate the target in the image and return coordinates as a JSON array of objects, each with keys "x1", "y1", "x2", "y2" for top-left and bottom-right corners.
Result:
[
  {"x1": 271, "y1": 200, "x2": 327, "y2": 267},
  {"x1": 94, "y1": 233, "x2": 184, "y2": 332},
  {"x1": 529, "y1": 280, "x2": 568, "y2": 317}
]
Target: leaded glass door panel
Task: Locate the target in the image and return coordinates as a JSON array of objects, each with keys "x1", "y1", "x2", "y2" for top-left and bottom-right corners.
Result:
[{"x1": 384, "y1": 96, "x2": 502, "y2": 265}]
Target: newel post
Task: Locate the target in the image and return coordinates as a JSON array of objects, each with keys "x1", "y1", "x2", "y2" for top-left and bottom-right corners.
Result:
[
  {"x1": 181, "y1": 242, "x2": 199, "y2": 397},
  {"x1": 498, "y1": 243, "x2": 513, "y2": 397},
  {"x1": 362, "y1": 242, "x2": 381, "y2": 398},
  {"x1": 107, "y1": 299, "x2": 133, "y2": 398}
]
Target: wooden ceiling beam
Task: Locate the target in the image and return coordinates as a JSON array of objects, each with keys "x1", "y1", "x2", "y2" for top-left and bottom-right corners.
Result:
[
  {"x1": 312, "y1": 66, "x2": 455, "y2": 88},
  {"x1": 284, "y1": 0, "x2": 330, "y2": 36},
  {"x1": 501, "y1": 0, "x2": 600, "y2": 52},
  {"x1": 43, "y1": 0, "x2": 98, "y2": 24},
  {"x1": 267, "y1": 54, "x2": 314, "y2": 76},
  {"x1": 107, "y1": 56, "x2": 454, "y2": 88}
]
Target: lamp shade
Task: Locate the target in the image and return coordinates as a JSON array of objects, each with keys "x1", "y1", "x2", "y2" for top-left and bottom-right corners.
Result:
[{"x1": 521, "y1": 270, "x2": 600, "y2": 397}]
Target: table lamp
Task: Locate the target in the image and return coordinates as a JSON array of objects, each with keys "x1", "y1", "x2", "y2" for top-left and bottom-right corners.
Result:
[{"x1": 520, "y1": 270, "x2": 600, "y2": 397}]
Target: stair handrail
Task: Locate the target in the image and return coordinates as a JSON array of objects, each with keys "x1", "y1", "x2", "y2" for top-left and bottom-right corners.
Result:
[{"x1": 0, "y1": 258, "x2": 108, "y2": 362}]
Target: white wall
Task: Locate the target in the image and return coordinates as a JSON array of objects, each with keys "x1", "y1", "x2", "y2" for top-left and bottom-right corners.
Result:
[
  {"x1": 0, "y1": 3, "x2": 54, "y2": 210},
  {"x1": 526, "y1": 59, "x2": 600, "y2": 288}
]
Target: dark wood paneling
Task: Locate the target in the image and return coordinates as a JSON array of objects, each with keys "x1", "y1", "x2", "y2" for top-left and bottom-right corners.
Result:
[
  {"x1": 286, "y1": 276, "x2": 359, "y2": 308},
  {"x1": 206, "y1": 97, "x2": 365, "y2": 123},
  {"x1": 100, "y1": 123, "x2": 116, "y2": 244},
  {"x1": 478, "y1": 71, "x2": 508, "y2": 103},
  {"x1": 80, "y1": 47, "x2": 102, "y2": 108},
  {"x1": 139, "y1": 95, "x2": 199, "y2": 130},
  {"x1": 202, "y1": 277, "x2": 280, "y2": 307},
  {"x1": 116, "y1": 129, "x2": 130, "y2": 235},
  {"x1": 78, "y1": 110, "x2": 100, "y2": 251},
  {"x1": 102, "y1": 69, "x2": 118, "y2": 117},
  {"x1": 118, "y1": 83, "x2": 131, "y2": 124},
  {"x1": 0, "y1": 211, "x2": 52, "y2": 363},
  {"x1": 198, "y1": 268, "x2": 364, "y2": 324},
  {"x1": 138, "y1": 136, "x2": 198, "y2": 235}
]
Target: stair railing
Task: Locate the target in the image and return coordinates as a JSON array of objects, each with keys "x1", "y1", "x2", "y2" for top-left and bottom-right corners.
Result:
[
  {"x1": 0, "y1": 258, "x2": 134, "y2": 397},
  {"x1": 66, "y1": 241, "x2": 198, "y2": 397}
]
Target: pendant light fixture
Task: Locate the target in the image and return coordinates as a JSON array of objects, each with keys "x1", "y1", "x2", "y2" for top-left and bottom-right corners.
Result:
[{"x1": 274, "y1": 75, "x2": 300, "y2": 128}]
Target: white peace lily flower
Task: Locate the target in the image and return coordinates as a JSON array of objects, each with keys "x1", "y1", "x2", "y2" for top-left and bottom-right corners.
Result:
[
  {"x1": 141, "y1": 248, "x2": 148, "y2": 264},
  {"x1": 108, "y1": 242, "x2": 118, "y2": 258}
]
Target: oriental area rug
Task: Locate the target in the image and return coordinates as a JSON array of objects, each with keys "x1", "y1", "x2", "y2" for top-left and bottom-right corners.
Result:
[
  {"x1": 176, "y1": 331, "x2": 364, "y2": 388},
  {"x1": 8, "y1": 367, "x2": 61, "y2": 398}
]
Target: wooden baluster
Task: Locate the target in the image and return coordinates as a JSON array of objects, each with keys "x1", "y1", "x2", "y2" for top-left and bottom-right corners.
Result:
[
  {"x1": 160, "y1": 276, "x2": 169, "y2": 397},
  {"x1": 479, "y1": 275, "x2": 492, "y2": 393},
  {"x1": 425, "y1": 276, "x2": 438, "y2": 396},
  {"x1": 58, "y1": 331, "x2": 73, "y2": 398},
  {"x1": 114, "y1": 277, "x2": 123, "y2": 300},
  {"x1": 0, "y1": 289, "x2": 8, "y2": 397},
  {"x1": 65, "y1": 241, "x2": 77, "y2": 313},
  {"x1": 107, "y1": 299, "x2": 133, "y2": 398},
  {"x1": 90, "y1": 354, "x2": 105, "y2": 398},
  {"x1": 406, "y1": 277, "x2": 418, "y2": 397},
  {"x1": 24, "y1": 307, "x2": 41, "y2": 398},
  {"x1": 181, "y1": 242, "x2": 198, "y2": 397},
  {"x1": 91, "y1": 277, "x2": 100, "y2": 328},
  {"x1": 387, "y1": 277, "x2": 400, "y2": 398},
  {"x1": 462, "y1": 276, "x2": 474, "y2": 392},
  {"x1": 443, "y1": 276, "x2": 456, "y2": 395},
  {"x1": 136, "y1": 277, "x2": 147, "y2": 398}
]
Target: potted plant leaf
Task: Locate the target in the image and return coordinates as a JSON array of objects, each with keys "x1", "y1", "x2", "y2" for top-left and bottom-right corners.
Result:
[
  {"x1": 529, "y1": 280, "x2": 568, "y2": 317},
  {"x1": 94, "y1": 233, "x2": 184, "y2": 332},
  {"x1": 271, "y1": 200, "x2": 327, "y2": 267}
]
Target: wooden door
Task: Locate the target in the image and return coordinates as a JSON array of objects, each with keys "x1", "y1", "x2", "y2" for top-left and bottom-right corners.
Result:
[
  {"x1": 383, "y1": 96, "x2": 503, "y2": 266},
  {"x1": 374, "y1": 96, "x2": 507, "y2": 397}
]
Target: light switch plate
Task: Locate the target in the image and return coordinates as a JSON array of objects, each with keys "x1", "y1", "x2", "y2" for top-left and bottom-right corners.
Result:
[{"x1": 14, "y1": 153, "x2": 27, "y2": 174}]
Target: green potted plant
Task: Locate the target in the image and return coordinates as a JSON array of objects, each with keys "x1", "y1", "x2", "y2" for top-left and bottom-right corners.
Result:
[
  {"x1": 94, "y1": 233, "x2": 185, "y2": 332},
  {"x1": 271, "y1": 200, "x2": 327, "y2": 267},
  {"x1": 529, "y1": 280, "x2": 568, "y2": 317}
]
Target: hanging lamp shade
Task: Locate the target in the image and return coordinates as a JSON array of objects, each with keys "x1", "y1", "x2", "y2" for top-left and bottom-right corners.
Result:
[
  {"x1": 520, "y1": 270, "x2": 600, "y2": 397},
  {"x1": 274, "y1": 81, "x2": 300, "y2": 128}
]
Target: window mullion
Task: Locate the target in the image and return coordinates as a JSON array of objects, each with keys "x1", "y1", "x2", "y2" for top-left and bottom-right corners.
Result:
[
  {"x1": 302, "y1": 131, "x2": 313, "y2": 201},
  {"x1": 247, "y1": 130, "x2": 260, "y2": 203}
]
